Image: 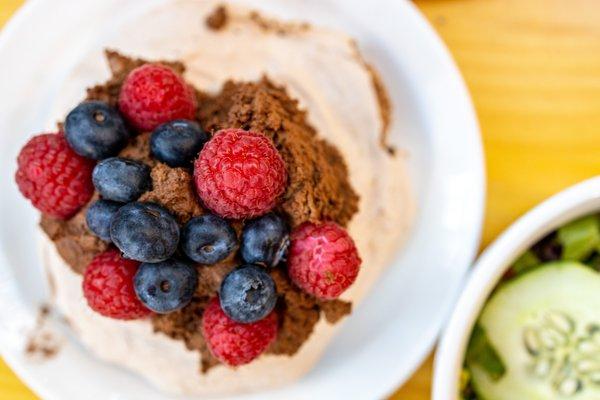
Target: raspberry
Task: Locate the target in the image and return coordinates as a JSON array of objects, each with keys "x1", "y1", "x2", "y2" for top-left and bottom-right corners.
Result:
[
  {"x1": 82, "y1": 249, "x2": 151, "y2": 320},
  {"x1": 202, "y1": 297, "x2": 278, "y2": 366},
  {"x1": 118, "y1": 64, "x2": 197, "y2": 132},
  {"x1": 288, "y1": 222, "x2": 361, "y2": 300},
  {"x1": 15, "y1": 133, "x2": 94, "y2": 219},
  {"x1": 194, "y1": 129, "x2": 287, "y2": 219}
]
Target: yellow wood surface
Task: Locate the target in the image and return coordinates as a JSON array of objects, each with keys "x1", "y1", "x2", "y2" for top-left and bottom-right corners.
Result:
[{"x1": 1, "y1": 0, "x2": 599, "y2": 399}]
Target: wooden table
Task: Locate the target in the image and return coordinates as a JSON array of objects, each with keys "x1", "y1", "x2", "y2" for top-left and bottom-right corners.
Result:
[{"x1": 1, "y1": 0, "x2": 599, "y2": 398}]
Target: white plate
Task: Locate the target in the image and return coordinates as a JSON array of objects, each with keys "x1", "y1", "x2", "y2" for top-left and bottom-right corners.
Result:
[{"x1": 0, "y1": 0, "x2": 484, "y2": 399}]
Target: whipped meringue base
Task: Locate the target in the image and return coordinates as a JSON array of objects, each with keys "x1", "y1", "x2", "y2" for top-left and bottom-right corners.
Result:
[
  {"x1": 42, "y1": 234, "x2": 336, "y2": 396},
  {"x1": 42, "y1": 0, "x2": 414, "y2": 396}
]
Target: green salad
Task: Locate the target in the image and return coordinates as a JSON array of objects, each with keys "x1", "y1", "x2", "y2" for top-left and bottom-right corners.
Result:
[{"x1": 461, "y1": 214, "x2": 600, "y2": 400}]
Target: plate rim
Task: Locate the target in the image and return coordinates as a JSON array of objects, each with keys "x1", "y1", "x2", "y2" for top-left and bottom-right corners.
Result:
[{"x1": 372, "y1": 2, "x2": 485, "y2": 397}]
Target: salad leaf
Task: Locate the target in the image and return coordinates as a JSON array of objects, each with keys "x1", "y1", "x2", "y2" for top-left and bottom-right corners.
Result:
[
  {"x1": 586, "y1": 252, "x2": 600, "y2": 271},
  {"x1": 511, "y1": 250, "x2": 540, "y2": 275},
  {"x1": 557, "y1": 214, "x2": 600, "y2": 261},
  {"x1": 466, "y1": 324, "x2": 506, "y2": 381}
]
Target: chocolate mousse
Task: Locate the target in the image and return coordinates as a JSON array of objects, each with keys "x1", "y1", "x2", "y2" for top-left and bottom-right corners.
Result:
[{"x1": 40, "y1": 50, "x2": 357, "y2": 372}]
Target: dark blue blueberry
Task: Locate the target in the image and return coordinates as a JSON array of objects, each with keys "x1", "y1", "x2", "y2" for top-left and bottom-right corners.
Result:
[
  {"x1": 150, "y1": 120, "x2": 209, "y2": 167},
  {"x1": 110, "y1": 202, "x2": 180, "y2": 263},
  {"x1": 92, "y1": 157, "x2": 151, "y2": 202},
  {"x1": 181, "y1": 214, "x2": 237, "y2": 264},
  {"x1": 240, "y1": 213, "x2": 289, "y2": 267},
  {"x1": 64, "y1": 101, "x2": 129, "y2": 160},
  {"x1": 220, "y1": 264, "x2": 277, "y2": 323},
  {"x1": 85, "y1": 199, "x2": 122, "y2": 242},
  {"x1": 134, "y1": 259, "x2": 198, "y2": 313}
]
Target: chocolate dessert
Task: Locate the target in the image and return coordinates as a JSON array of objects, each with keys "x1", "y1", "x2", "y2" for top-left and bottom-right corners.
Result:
[
  {"x1": 15, "y1": 3, "x2": 413, "y2": 396},
  {"x1": 33, "y1": 50, "x2": 358, "y2": 371}
]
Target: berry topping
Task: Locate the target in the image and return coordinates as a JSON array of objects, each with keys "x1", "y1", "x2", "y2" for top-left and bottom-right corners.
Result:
[
  {"x1": 133, "y1": 259, "x2": 198, "y2": 313},
  {"x1": 202, "y1": 297, "x2": 278, "y2": 366},
  {"x1": 220, "y1": 265, "x2": 277, "y2": 323},
  {"x1": 240, "y1": 213, "x2": 289, "y2": 267},
  {"x1": 92, "y1": 157, "x2": 151, "y2": 202},
  {"x1": 193, "y1": 129, "x2": 287, "y2": 219},
  {"x1": 287, "y1": 222, "x2": 361, "y2": 300},
  {"x1": 85, "y1": 199, "x2": 122, "y2": 241},
  {"x1": 110, "y1": 202, "x2": 179, "y2": 263},
  {"x1": 181, "y1": 214, "x2": 237, "y2": 265},
  {"x1": 64, "y1": 101, "x2": 129, "y2": 160},
  {"x1": 15, "y1": 133, "x2": 94, "y2": 219},
  {"x1": 118, "y1": 64, "x2": 197, "y2": 132},
  {"x1": 82, "y1": 249, "x2": 150, "y2": 320},
  {"x1": 150, "y1": 120, "x2": 208, "y2": 167}
]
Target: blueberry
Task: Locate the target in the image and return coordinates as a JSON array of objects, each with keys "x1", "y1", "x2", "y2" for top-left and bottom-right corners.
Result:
[
  {"x1": 65, "y1": 101, "x2": 129, "y2": 160},
  {"x1": 85, "y1": 199, "x2": 122, "y2": 241},
  {"x1": 240, "y1": 213, "x2": 289, "y2": 267},
  {"x1": 92, "y1": 157, "x2": 151, "y2": 202},
  {"x1": 110, "y1": 202, "x2": 179, "y2": 263},
  {"x1": 220, "y1": 264, "x2": 277, "y2": 323},
  {"x1": 181, "y1": 214, "x2": 237, "y2": 264},
  {"x1": 134, "y1": 259, "x2": 198, "y2": 313},
  {"x1": 150, "y1": 120, "x2": 209, "y2": 167}
]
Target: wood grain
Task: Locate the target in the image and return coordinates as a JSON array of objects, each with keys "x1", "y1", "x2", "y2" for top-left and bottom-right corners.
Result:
[{"x1": 1, "y1": 1, "x2": 600, "y2": 399}]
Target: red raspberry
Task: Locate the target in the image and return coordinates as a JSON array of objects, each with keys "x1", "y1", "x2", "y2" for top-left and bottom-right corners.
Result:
[
  {"x1": 194, "y1": 129, "x2": 287, "y2": 219},
  {"x1": 202, "y1": 297, "x2": 278, "y2": 366},
  {"x1": 288, "y1": 222, "x2": 361, "y2": 300},
  {"x1": 15, "y1": 133, "x2": 94, "y2": 219},
  {"x1": 118, "y1": 64, "x2": 197, "y2": 132},
  {"x1": 82, "y1": 249, "x2": 151, "y2": 320}
]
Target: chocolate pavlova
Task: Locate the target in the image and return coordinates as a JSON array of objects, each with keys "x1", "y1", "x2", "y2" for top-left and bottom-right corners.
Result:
[
  {"x1": 17, "y1": 3, "x2": 414, "y2": 396},
  {"x1": 29, "y1": 49, "x2": 359, "y2": 369}
]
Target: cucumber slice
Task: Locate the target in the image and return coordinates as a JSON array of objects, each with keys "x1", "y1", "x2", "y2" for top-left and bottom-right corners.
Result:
[{"x1": 468, "y1": 262, "x2": 600, "y2": 400}]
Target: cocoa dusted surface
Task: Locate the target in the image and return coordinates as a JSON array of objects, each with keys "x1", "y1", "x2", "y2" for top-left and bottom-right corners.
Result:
[
  {"x1": 139, "y1": 156, "x2": 204, "y2": 224},
  {"x1": 205, "y1": 4, "x2": 393, "y2": 154},
  {"x1": 205, "y1": 4, "x2": 310, "y2": 36},
  {"x1": 205, "y1": 5, "x2": 228, "y2": 31},
  {"x1": 40, "y1": 51, "x2": 355, "y2": 372},
  {"x1": 198, "y1": 79, "x2": 359, "y2": 227},
  {"x1": 41, "y1": 197, "x2": 108, "y2": 275}
]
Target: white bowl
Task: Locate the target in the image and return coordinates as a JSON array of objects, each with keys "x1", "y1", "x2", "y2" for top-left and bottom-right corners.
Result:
[{"x1": 433, "y1": 176, "x2": 600, "y2": 400}]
